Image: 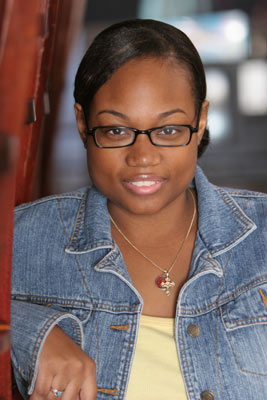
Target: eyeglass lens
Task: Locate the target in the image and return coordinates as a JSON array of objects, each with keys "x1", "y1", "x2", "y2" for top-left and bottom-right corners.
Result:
[{"x1": 95, "y1": 126, "x2": 191, "y2": 147}]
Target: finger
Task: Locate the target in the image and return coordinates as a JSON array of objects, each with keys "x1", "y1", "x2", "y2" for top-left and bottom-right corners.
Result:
[
  {"x1": 80, "y1": 378, "x2": 97, "y2": 400},
  {"x1": 30, "y1": 372, "x2": 53, "y2": 400},
  {"x1": 59, "y1": 382, "x2": 81, "y2": 400},
  {"x1": 49, "y1": 376, "x2": 70, "y2": 400},
  {"x1": 80, "y1": 386, "x2": 97, "y2": 400},
  {"x1": 49, "y1": 387, "x2": 67, "y2": 400}
]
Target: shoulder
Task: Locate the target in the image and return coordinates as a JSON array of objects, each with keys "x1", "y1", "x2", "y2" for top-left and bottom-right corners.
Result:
[
  {"x1": 13, "y1": 187, "x2": 91, "y2": 243},
  {"x1": 220, "y1": 186, "x2": 267, "y2": 199},
  {"x1": 217, "y1": 185, "x2": 267, "y2": 205},
  {"x1": 15, "y1": 187, "x2": 90, "y2": 222},
  {"x1": 216, "y1": 185, "x2": 267, "y2": 226},
  {"x1": 15, "y1": 187, "x2": 89, "y2": 213}
]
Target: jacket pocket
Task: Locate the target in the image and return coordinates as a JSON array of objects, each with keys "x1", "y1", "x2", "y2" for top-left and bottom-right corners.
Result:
[{"x1": 221, "y1": 282, "x2": 267, "y2": 376}]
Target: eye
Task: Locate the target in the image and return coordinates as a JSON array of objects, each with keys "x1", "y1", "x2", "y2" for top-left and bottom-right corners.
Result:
[
  {"x1": 158, "y1": 126, "x2": 181, "y2": 135},
  {"x1": 104, "y1": 127, "x2": 127, "y2": 135}
]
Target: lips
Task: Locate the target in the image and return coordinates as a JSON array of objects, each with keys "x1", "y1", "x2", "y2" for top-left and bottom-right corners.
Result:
[{"x1": 123, "y1": 175, "x2": 165, "y2": 195}]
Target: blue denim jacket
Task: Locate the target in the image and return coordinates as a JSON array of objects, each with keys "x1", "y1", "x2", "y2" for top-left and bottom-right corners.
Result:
[{"x1": 11, "y1": 166, "x2": 267, "y2": 399}]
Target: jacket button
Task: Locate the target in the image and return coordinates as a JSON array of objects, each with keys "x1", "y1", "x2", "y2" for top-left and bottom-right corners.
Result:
[
  {"x1": 187, "y1": 324, "x2": 200, "y2": 338},
  {"x1": 201, "y1": 390, "x2": 215, "y2": 400}
]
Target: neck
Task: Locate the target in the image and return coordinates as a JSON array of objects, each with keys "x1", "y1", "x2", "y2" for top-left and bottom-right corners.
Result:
[{"x1": 108, "y1": 189, "x2": 197, "y2": 248}]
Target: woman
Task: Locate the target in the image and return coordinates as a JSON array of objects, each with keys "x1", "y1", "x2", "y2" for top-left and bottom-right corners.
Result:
[{"x1": 11, "y1": 19, "x2": 267, "y2": 400}]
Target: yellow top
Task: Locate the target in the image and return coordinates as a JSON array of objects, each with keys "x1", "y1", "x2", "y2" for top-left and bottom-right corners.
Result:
[{"x1": 126, "y1": 315, "x2": 187, "y2": 399}]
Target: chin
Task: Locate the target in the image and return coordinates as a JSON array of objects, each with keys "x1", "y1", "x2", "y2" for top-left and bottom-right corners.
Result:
[{"x1": 122, "y1": 198, "x2": 174, "y2": 216}]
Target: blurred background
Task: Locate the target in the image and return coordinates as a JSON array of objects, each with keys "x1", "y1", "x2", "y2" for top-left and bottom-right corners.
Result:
[{"x1": 50, "y1": 0, "x2": 267, "y2": 194}]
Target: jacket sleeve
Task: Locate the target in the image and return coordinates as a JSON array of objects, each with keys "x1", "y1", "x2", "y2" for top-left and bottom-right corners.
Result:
[{"x1": 11, "y1": 300, "x2": 84, "y2": 399}]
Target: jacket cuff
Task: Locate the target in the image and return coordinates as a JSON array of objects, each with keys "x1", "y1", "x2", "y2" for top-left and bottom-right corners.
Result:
[{"x1": 11, "y1": 300, "x2": 84, "y2": 398}]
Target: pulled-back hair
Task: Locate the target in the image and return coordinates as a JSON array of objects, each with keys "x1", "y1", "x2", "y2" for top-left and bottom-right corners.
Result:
[{"x1": 74, "y1": 19, "x2": 209, "y2": 157}]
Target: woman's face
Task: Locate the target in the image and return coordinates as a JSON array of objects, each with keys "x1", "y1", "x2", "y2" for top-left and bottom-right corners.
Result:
[{"x1": 75, "y1": 57, "x2": 208, "y2": 216}]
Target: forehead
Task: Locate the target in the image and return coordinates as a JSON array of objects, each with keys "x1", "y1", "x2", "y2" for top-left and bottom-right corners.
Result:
[{"x1": 90, "y1": 57, "x2": 195, "y2": 120}]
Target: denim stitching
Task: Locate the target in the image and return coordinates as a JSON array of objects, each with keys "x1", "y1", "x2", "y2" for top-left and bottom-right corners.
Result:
[
  {"x1": 74, "y1": 254, "x2": 100, "y2": 369},
  {"x1": 57, "y1": 198, "x2": 71, "y2": 241},
  {"x1": 181, "y1": 321, "x2": 197, "y2": 399},
  {"x1": 119, "y1": 316, "x2": 135, "y2": 400},
  {"x1": 217, "y1": 187, "x2": 255, "y2": 226},
  {"x1": 215, "y1": 276, "x2": 267, "y2": 305},
  {"x1": 200, "y1": 191, "x2": 256, "y2": 256},
  {"x1": 71, "y1": 197, "x2": 86, "y2": 250},
  {"x1": 28, "y1": 314, "x2": 83, "y2": 394},
  {"x1": 179, "y1": 275, "x2": 267, "y2": 315},
  {"x1": 64, "y1": 194, "x2": 86, "y2": 250},
  {"x1": 225, "y1": 304, "x2": 267, "y2": 326},
  {"x1": 226, "y1": 316, "x2": 267, "y2": 328},
  {"x1": 72, "y1": 316, "x2": 83, "y2": 347},
  {"x1": 96, "y1": 247, "x2": 119, "y2": 267},
  {"x1": 11, "y1": 348, "x2": 27, "y2": 381},
  {"x1": 92, "y1": 310, "x2": 100, "y2": 370},
  {"x1": 226, "y1": 327, "x2": 267, "y2": 376},
  {"x1": 11, "y1": 294, "x2": 139, "y2": 312},
  {"x1": 30, "y1": 313, "x2": 62, "y2": 381},
  {"x1": 13, "y1": 275, "x2": 267, "y2": 315},
  {"x1": 15, "y1": 193, "x2": 85, "y2": 211},
  {"x1": 229, "y1": 191, "x2": 267, "y2": 198},
  {"x1": 66, "y1": 242, "x2": 114, "y2": 253},
  {"x1": 214, "y1": 184, "x2": 267, "y2": 198},
  {"x1": 243, "y1": 197, "x2": 252, "y2": 208},
  {"x1": 222, "y1": 288, "x2": 267, "y2": 328},
  {"x1": 214, "y1": 249, "x2": 232, "y2": 400},
  {"x1": 211, "y1": 231, "x2": 252, "y2": 257},
  {"x1": 73, "y1": 199, "x2": 86, "y2": 250}
]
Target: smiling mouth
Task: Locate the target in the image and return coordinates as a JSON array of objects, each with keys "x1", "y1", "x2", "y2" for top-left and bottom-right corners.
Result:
[
  {"x1": 123, "y1": 177, "x2": 165, "y2": 195},
  {"x1": 130, "y1": 181, "x2": 158, "y2": 187}
]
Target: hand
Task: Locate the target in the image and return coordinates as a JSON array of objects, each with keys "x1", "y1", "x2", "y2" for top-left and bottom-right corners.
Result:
[{"x1": 29, "y1": 325, "x2": 97, "y2": 400}]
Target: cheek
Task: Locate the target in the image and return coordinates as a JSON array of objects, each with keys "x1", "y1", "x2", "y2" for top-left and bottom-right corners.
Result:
[
  {"x1": 166, "y1": 144, "x2": 198, "y2": 185},
  {"x1": 86, "y1": 146, "x2": 121, "y2": 187},
  {"x1": 86, "y1": 147, "x2": 105, "y2": 184},
  {"x1": 168, "y1": 140, "x2": 198, "y2": 168}
]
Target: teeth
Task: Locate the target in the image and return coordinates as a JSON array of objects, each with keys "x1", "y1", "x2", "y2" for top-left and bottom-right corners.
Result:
[{"x1": 131, "y1": 181, "x2": 156, "y2": 187}]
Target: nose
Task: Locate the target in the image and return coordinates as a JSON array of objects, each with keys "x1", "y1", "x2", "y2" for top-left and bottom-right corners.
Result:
[{"x1": 125, "y1": 133, "x2": 161, "y2": 167}]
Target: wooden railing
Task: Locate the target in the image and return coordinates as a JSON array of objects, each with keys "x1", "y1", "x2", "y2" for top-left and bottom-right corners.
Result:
[{"x1": 0, "y1": 1, "x2": 86, "y2": 398}]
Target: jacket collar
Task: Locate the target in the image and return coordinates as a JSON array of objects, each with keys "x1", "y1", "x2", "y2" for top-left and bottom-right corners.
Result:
[
  {"x1": 66, "y1": 166, "x2": 256, "y2": 255},
  {"x1": 195, "y1": 166, "x2": 256, "y2": 256},
  {"x1": 66, "y1": 187, "x2": 114, "y2": 253}
]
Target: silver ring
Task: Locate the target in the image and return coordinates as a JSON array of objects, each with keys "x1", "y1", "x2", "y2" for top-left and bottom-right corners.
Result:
[{"x1": 51, "y1": 388, "x2": 65, "y2": 397}]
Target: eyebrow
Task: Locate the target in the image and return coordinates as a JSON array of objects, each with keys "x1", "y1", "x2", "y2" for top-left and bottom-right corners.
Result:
[
  {"x1": 159, "y1": 108, "x2": 187, "y2": 118},
  {"x1": 96, "y1": 108, "x2": 186, "y2": 120},
  {"x1": 96, "y1": 110, "x2": 129, "y2": 120}
]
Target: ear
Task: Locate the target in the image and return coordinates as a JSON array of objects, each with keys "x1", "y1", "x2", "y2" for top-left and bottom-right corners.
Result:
[
  {"x1": 197, "y1": 100, "x2": 209, "y2": 145},
  {"x1": 74, "y1": 103, "x2": 88, "y2": 148}
]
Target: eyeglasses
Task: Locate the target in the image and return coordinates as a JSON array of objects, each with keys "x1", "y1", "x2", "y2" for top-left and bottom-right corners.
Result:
[
  {"x1": 87, "y1": 122, "x2": 200, "y2": 148},
  {"x1": 84, "y1": 106, "x2": 201, "y2": 148}
]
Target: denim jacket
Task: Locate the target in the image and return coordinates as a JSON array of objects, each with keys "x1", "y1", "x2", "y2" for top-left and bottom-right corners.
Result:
[{"x1": 11, "y1": 166, "x2": 267, "y2": 400}]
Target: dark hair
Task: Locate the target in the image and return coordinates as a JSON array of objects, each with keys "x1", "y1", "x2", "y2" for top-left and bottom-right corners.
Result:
[{"x1": 74, "y1": 19, "x2": 209, "y2": 157}]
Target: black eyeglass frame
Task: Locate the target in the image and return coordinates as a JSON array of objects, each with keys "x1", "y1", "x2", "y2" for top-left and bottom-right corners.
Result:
[{"x1": 83, "y1": 108, "x2": 201, "y2": 149}]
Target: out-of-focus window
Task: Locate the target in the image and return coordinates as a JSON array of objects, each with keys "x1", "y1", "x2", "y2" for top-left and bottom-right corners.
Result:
[
  {"x1": 142, "y1": 10, "x2": 250, "y2": 64},
  {"x1": 237, "y1": 60, "x2": 267, "y2": 116},
  {"x1": 206, "y1": 69, "x2": 231, "y2": 143}
]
